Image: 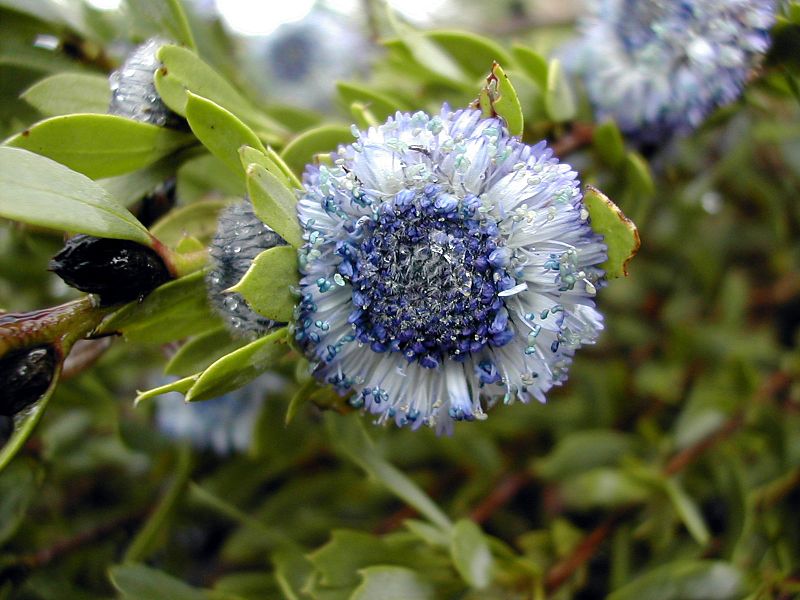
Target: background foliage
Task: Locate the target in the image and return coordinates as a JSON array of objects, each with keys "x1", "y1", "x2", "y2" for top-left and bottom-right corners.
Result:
[{"x1": 0, "y1": 0, "x2": 799, "y2": 598}]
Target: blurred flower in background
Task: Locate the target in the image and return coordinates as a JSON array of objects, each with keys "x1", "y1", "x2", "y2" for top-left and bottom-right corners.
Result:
[
  {"x1": 564, "y1": 0, "x2": 777, "y2": 145},
  {"x1": 155, "y1": 373, "x2": 285, "y2": 454}
]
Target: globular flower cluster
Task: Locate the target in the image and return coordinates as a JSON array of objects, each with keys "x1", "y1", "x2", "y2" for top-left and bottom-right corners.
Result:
[
  {"x1": 108, "y1": 37, "x2": 185, "y2": 129},
  {"x1": 207, "y1": 199, "x2": 286, "y2": 339},
  {"x1": 295, "y1": 107, "x2": 606, "y2": 434},
  {"x1": 566, "y1": 0, "x2": 777, "y2": 144}
]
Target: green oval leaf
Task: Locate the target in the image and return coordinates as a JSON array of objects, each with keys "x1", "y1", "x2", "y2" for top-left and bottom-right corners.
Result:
[
  {"x1": 475, "y1": 62, "x2": 523, "y2": 137},
  {"x1": 239, "y1": 145, "x2": 300, "y2": 189},
  {"x1": 185, "y1": 92, "x2": 265, "y2": 176},
  {"x1": 109, "y1": 563, "x2": 208, "y2": 600},
  {"x1": 185, "y1": 327, "x2": 290, "y2": 402},
  {"x1": 351, "y1": 566, "x2": 436, "y2": 600},
  {"x1": 124, "y1": 0, "x2": 196, "y2": 51},
  {"x1": 336, "y1": 82, "x2": 406, "y2": 122},
  {"x1": 5, "y1": 114, "x2": 194, "y2": 179},
  {"x1": 594, "y1": 120, "x2": 626, "y2": 168},
  {"x1": 608, "y1": 560, "x2": 743, "y2": 600},
  {"x1": 149, "y1": 199, "x2": 227, "y2": 248},
  {"x1": 0, "y1": 147, "x2": 152, "y2": 245},
  {"x1": 512, "y1": 44, "x2": 548, "y2": 89},
  {"x1": 245, "y1": 164, "x2": 303, "y2": 248},
  {"x1": 155, "y1": 44, "x2": 285, "y2": 142},
  {"x1": 229, "y1": 245, "x2": 299, "y2": 322},
  {"x1": 21, "y1": 72, "x2": 111, "y2": 116},
  {"x1": 425, "y1": 30, "x2": 513, "y2": 78},
  {"x1": 583, "y1": 185, "x2": 640, "y2": 279},
  {"x1": 545, "y1": 58, "x2": 576, "y2": 123},
  {"x1": 450, "y1": 519, "x2": 493, "y2": 589},
  {"x1": 280, "y1": 124, "x2": 354, "y2": 176}
]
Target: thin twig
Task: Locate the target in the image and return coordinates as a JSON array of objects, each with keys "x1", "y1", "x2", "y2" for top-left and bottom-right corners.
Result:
[
  {"x1": 470, "y1": 471, "x2": 533, "y2": 524},
  {"x1": 552, "y1": 123, "x2": 595, "y2": 158}
]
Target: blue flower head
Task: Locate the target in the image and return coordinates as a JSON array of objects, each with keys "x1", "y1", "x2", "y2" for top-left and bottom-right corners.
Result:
[
  {"x1": 295, "y1": 107, "x2": 607, "y2": 434},
  {"x1": 566, "y1": 0, "x2": 777, "y2": 143}
]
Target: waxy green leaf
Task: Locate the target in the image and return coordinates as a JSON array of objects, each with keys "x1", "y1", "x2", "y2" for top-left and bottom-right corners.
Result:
[
  {"x1": 185, "y1": 327, "x2": 290, "y2": 402},
  {"x1": 351, "y1": 566, "x2": 436, "y2": 600},
  {"x1": 545, "y1": 58, "x2": 576, "y2": 123},
  {"x1": 0, "y1": 147, "x2": 152, "y2": 245},
  {"x1": 245, "y1": 164, "x2": 303, "y2": 248},
  {"x1": 154, "y1": 45, "x2": 285, "y2": 142},
  {"x1": 21, "y1": 72, "x2": 111, "y2": 116},
  {"x1": 239, "y1": 145, "x2": 301, "y2": 190},
  {"x1": 450, "y1": 519, "x2": 493, "y2": 589},
  {"x1": 185, "y1": 92, "x2": 265, "y2": 177},
  {"x1": 124, "y1": 0, "x2": 196, "y2": 50},
  {"x1": 5, "y1": 114, "x2": 194, "y2": 179},
  {"x1": 280, "y1": 124, "x2": 354, "y2": 176},
  {"x1": 475, "y1": 62, "x2": 524, "y2": 137},
  {"x1": 584, "y1": 186, "x2": 640, "y2": 278},
  {"x1": 229, "y1": 245, "x2": 299, "y2": 323},
  {"x1": 337, "y1": 82, "x2": 406, "y2": 122}
]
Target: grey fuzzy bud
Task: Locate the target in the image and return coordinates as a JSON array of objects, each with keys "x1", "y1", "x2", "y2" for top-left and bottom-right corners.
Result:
[
  {"x1": 108, "y1": 37, "x2": 184, "y2": 129},
  {"x1": 207, "y1": 199, "x2": 286, "y2": 338}
]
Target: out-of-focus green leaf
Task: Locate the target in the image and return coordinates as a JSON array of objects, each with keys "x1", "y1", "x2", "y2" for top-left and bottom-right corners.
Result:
[
  {"x1": 229, "y1": 245, "x2": 299, "y2": 323},
  {"x1": 245, "y1": 164, "x2": 302, "y2": 248},
  {"x1": 123, "y1": 0, "x2": 196, "y2": 50},
  {"x1": 625, "y1": 152, "x2": 655, "y2": 197},
  {"x1": 424, "y1": 30, "x2": 513, "y2": 78},
  {"x1": 272, "y1": 547, "x2": 315, "y2": 600},
  {"x1": 663, "y1": 479, "x2": 711, "y2": 546},
  {"x1": 280, "y1": 125, "x2": 354, "y2": 176},
  {"x1": 351, "y1": 566, "x2": 436, "y2": 600},
  {"x1": 535, "y1": 430, "x2": 635, "y2": 480},
  {"x1": 150, "y1": 199, "x2": 227, "y2": 247},
  {"x1": 326, "y1": 415, "x2": 453, "y2": 532},
  {"x1": 450, "y1": 519, "x2": 493, "y2": 589},
  {"x1": 109, "y1": 563, "x2": 208, "y2": 600},
  {"x1": 512, "y1": 44, "x2": 548, "y2": 88},
  {"x1": 124, "y1": 444, "x2": 192, "y2": 562},
  {"x1": 337, "y1": 82, "x2": 406, "y2": 122},
  {"x1": 594, "y1": 120, "x2": 626, "y2": 168},
  {"x1": 584, "y1": 185, "x2": 640, "y2": 278},
  {"x1": 559, "y1": 467, "x2": 651, "y2": 510},
  {"x1": 154, "y1": 45, "x2": 284, "y2": 141},
  {"x1": 0, "y1": 147, "x2": 152, "y2": 245},
  {"x1": 608, "y1": 560, "x2": 743, "y2": 600},
  {"x1": 308, "y1": 530, "x2": 393, "y2": 588},
  {"x1": 4, "y1": 114, "x2": 194, "y2": 179},
  {"x1": 185, "y1": 92, "x2": 265, "y2": 176},
  {"x1": 0, "y1": 462, "x2": 38, "y2": 544},
  {"x1": 20, "y1": 72, "x2": 110, "y2": 116},
  {"x1": 544, "y1": 59, "x2": 576, "y2": 122},
  {"x1": 185, "y1": 327, "x2": 290, "y2": 402}
]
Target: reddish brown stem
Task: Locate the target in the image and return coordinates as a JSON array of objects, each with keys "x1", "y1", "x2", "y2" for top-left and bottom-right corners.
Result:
[{"x1": 470, "y1": 471, "x2": 533, "y2": 524}]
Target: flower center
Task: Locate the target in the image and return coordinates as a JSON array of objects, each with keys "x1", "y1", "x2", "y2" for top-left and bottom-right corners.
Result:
[{"x1": 344, "y1": 185, "x2": 516, "y2": 369}]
